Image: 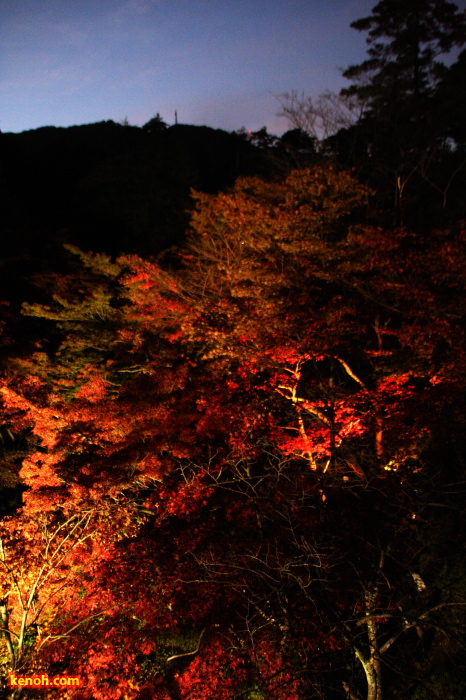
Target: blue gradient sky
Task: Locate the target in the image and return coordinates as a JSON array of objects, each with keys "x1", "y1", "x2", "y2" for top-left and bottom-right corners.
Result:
[{"x1": 2, "y1": 0, "x2": 380, "y2": 134}]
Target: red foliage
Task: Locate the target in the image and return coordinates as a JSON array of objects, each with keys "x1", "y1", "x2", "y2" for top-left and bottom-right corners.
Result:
[{"x1": 0, "y1": 169, "x2": 464, "y2": 698}]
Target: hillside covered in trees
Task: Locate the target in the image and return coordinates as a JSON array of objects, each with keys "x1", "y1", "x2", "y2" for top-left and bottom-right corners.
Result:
[{"x1": 0, "y1": 1, "x2": 465, "y2": 699}]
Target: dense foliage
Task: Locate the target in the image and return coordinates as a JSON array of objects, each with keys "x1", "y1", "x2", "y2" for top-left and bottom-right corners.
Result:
[
  {"x1": 1, "y1": 2, "x2": 465, "y2": 698},
  {"x1": 0, "y1": 165, "x2": 465, "y2": 699}
]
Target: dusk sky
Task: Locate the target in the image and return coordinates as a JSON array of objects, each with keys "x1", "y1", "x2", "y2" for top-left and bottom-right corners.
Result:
[{"x1": 1, "y1": 0, "x2": 391, "y2": 135}]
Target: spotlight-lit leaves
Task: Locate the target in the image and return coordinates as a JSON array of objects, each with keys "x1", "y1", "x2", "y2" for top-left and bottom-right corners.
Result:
[{"x1": 0, "y1": 168, "x2": 464, "y2": 699}]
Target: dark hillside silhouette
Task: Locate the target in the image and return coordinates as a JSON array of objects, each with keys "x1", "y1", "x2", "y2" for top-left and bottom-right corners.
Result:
[
  {"x1": 0, "y1": 120, "x2": 267, "y2": 257},
  {"x1": 0, "y1": 120, "x2": 283, "y2": 306}
]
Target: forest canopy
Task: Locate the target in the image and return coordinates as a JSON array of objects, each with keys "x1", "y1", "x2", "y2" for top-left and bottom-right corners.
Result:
[{"x1": 0, "y1": 2, "x2": 465, "y2": 700}]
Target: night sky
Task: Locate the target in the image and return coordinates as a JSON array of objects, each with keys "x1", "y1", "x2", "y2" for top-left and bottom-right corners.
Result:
[{"x1": 1, "y1": 0, "x2": 377, "y2": 135}]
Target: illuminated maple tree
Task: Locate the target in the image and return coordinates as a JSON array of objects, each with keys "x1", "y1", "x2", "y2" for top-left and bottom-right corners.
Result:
[{"x1": 0, "y1": 167, "x2": 465, "y2": 699}]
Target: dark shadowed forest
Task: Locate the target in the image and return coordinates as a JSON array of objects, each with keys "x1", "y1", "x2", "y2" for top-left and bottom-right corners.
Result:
[{"x1": 0, "y1": 1, "x2": 466, "y2": 699}]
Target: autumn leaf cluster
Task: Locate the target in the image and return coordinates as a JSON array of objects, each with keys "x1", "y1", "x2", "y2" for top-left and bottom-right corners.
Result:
[{"x1": 0, "y1": 167, "x2": 465, "y2": 699}]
